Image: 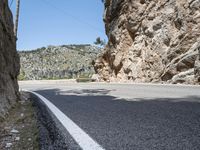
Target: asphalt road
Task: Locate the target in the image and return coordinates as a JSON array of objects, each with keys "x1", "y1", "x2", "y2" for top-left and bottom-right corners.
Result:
[{"x1": 19, "y1": 81, "x2": 200, "y2": 150}]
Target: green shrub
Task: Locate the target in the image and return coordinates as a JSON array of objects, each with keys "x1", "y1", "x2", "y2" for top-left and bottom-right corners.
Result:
[
  {"x1": 76, "y1": 78, "x2": 91, "y2": 82},
  {"x1": 18, "y1": 71, "x2": 26, "y2": 80}
]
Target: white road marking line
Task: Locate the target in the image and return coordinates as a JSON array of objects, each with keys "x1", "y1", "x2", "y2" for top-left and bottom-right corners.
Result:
[{"x1": 29, "y1": 91, "x2": 105, "y2": 150}]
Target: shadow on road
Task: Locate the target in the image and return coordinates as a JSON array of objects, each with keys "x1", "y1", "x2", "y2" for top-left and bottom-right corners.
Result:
[{"x1": 34, "y1": 88, "x2": 200, "y2": 150}]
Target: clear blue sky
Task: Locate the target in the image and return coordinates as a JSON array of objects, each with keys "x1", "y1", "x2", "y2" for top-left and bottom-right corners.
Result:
[{"x1": 9, "y1": 0, "x2": 107, "y2": 50}]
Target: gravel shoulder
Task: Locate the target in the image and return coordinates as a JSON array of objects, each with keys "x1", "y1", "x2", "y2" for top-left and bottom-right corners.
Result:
[{"x1": 0, "y1": 92, "x2": 39, "y2": 150}]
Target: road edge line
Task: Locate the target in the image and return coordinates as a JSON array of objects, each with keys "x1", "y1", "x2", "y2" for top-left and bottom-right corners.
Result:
[{"x1": 26, "y1": 90, "x2": 105, "y2": 150}]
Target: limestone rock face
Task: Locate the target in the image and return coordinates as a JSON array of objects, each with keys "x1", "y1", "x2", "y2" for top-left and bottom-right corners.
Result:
[
  {"x1": 94, "y1": 0, "x2": 200, "y2": 84},
  {"x1": 0, "y1": 0, "x2": 20, "y2": 119},
  {"x1": 195, "y1": 47, "x2": 200, "y2": 82}
]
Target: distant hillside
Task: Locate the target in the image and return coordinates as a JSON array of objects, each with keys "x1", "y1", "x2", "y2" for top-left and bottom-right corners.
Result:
[{"x1": 18, "y1": 44, "x2": 101, "y2": 80}]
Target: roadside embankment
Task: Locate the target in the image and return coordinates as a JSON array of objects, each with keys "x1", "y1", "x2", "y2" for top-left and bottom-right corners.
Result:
[{"x1": 0, "y1": 92, "x2": 39, "y2": 150}]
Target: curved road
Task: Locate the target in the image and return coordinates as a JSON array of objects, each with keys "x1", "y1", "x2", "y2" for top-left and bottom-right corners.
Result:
[{"x1": 19, "y1": 81, "x2": 200, "y2": 150}]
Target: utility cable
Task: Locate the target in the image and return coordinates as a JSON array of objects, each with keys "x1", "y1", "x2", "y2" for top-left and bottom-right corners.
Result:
[
  {"x1": 9, "y1": 0, "x2": 14, "y2": 7},
  {"x1": 40, "y1": 0, "x2": 104, "y2": 33}
]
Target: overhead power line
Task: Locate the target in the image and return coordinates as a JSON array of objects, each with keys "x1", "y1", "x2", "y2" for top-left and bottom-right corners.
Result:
[
  {"x1": 40, "y1": 0, "x2": 104, "y2": 33},
  {"x1": 9, "y1": 0, "x2": 14, "y2": 7}
]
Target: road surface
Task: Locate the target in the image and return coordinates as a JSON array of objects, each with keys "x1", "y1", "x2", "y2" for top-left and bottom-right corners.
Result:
[{"x1": 19, "y1": 81, "x2": 200, "y2": 150}]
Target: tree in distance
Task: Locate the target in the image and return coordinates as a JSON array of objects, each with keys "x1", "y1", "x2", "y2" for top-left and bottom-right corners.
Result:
[{"x1": 94, "y1": 37, "x2": 106, "y2": 46}]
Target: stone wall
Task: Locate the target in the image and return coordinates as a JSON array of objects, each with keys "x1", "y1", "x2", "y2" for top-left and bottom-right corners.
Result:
[
  {"x1": 95, "y1": 0, "x2": 200, "y2": 84},
  {"x1": 0, "y1": 0, "x2": 20, "y2": 119}
]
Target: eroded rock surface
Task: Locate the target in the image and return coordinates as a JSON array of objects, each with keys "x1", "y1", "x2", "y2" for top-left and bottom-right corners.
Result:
[
  {"x1": 195, "y1": 47, "x2": 200, "y2": 82},
  {"x1": 95, "y1": 0, "x2": 200, "y2": 84},
  {"x1": 0, "y1": 0, "x2": 20, "y2": 119}
]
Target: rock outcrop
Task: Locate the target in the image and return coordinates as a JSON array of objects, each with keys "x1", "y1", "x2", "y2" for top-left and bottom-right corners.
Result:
[
  {"x1": 94, "y1": 0, "x2": 200, "y2": 84},
  {"x1": 195, "y1": 47, "x2": 200, "y2": 82},
  {"x1": 0, "y1": 0, "x2": 20, "y2": 119},
  {"x1": 19, "y1": 45, "x2": 101, "y2": 80}
]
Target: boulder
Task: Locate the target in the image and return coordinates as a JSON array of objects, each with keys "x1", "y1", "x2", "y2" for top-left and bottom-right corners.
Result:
[{"x1": 91, "y1": 74, "x2": 100, "y2": 82}]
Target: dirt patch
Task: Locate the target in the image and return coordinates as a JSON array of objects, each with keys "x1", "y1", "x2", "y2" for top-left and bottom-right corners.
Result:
[{"x1": 0, "y1": 92, "x2": 39, "y2": 150}]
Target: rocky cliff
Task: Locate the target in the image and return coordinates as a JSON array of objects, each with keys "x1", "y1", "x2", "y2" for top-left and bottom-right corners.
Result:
[
  {"x1": 0, "y1": 0, "x2": 20, "y2": 119},
  {"x1": 19, "y1": 45, "x2": 101, "y2": 80},
  {"x1": 95, "y1": 0, "x2": 200, "y2": 84}
]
